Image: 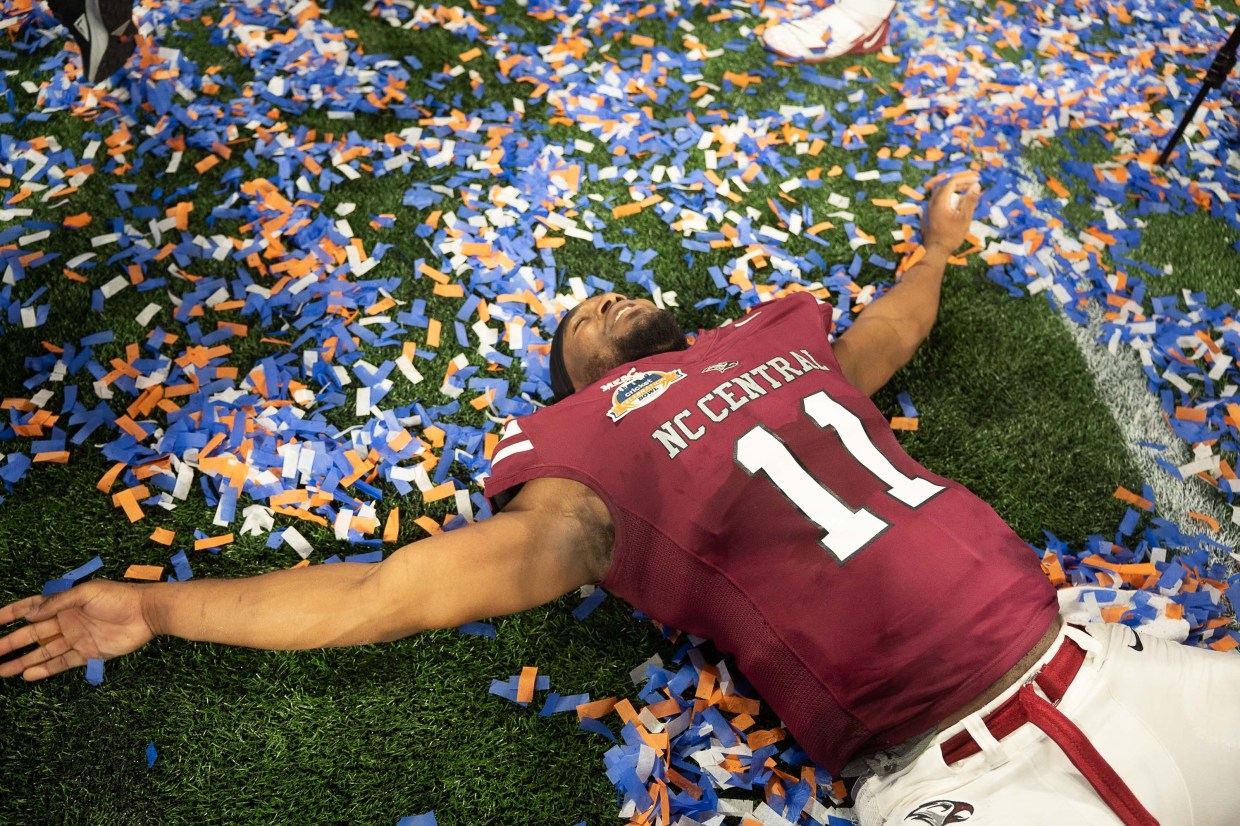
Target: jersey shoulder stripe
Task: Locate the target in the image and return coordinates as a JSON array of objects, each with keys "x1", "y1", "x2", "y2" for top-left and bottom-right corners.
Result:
[
  {"x1": 492, "y1": 438, "x2": 534, "y2": 467},
  {"x1": 490, "y1": 418, "x2": 537, "y2": 472}
]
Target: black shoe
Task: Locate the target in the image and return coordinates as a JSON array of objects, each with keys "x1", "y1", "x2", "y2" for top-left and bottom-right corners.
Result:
[{"x1": 46, "y1": 0, "x2": 137, "y2": 84}]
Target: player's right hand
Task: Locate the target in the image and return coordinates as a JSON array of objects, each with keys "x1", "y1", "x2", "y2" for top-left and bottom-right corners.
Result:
[
  {"x1": 923, "y1": 171, "x2": 982, "y2": 256},
  {"x1": 0, "y1": 581, "x2": 155, "y2": 682}
]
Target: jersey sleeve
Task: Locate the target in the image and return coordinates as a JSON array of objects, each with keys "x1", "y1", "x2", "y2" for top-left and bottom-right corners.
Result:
[{"x1": 483, "y1": 417, "x2": 541, "y2": 511}]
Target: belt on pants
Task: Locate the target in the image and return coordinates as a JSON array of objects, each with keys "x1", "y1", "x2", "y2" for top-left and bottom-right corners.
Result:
[{"x1": 939, "y1": 629, "x2": 1159, "y2": 826}]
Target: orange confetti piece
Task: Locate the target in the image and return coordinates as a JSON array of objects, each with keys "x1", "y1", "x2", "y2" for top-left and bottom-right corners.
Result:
[
  {"x1": 613, "y1": 698, "x2": 640, "y2": 726},
  {"x1": 1188, "y1": 512, "x2": 1220, "y2": 532},
  {"x1": 383, "y1": 508, "x2": 400, "y2": 543},
  {"x1": 423, "y1": 481, "x2": 457, "y2": 502},
  {"x1": 576, "y1": 697, "x2": 618, "y2": 719},
  {"x1": 716, "y1": 694, "x2": 761, "y2": 716},
  {"x1": 113, "y1": 488, "x2": 145, "y2": 523},
  {"x1": 124, "y1": 565, "x2": 164, "y2": 582},
  {"x1": 746, "y1": 727, "x2": 786, "y2": 750},
  {"x1": 150, "y1": 527, "x2": 176, "y2": 545},
  {"x1": 1100, "y1": 605, "x2": 1129, "y2": 623},
  {"x1": 516, "y1": 666, "x2": 538, "y2": 704},
  {"x1": 194, "y1": 533, "x2": 234, "y2": 551},
  {"x1": 1113, "y1": 486, "x2": 1153, "y2": 512},
  {"x1": 96, "y1": 462, "x2": 127, "y2": 493},
  {"x1": 414, "y1": 515, "x2": 443, "y2": 536},
  {"x1": 469, "y1": 389, "x2": 496, "y2": 411},
  {"x1": 890, "y1": 417, "x2": 919, "y2": 431},
  {"x1": 612, "y1": 201, "x2": 644, "y2": 219},
  {"x1": 194, "y1": 155, "x2": 220, "y2": 174},
  {"x1": 1174, "y1": 406, "x2": 1207, "y2": 423},
  {"x1": 418, "y1": 262, "x2": 449, "y2": 284},
  {"x1": 1209, "y1": 635, "x2": 1239, "y2": 652},
  {"x1": 114, "y1": 415, "x2": 148, "y2": 441},
  {"x1": 1041, "y1": 551, "x2": 1066, "y2": 587}
]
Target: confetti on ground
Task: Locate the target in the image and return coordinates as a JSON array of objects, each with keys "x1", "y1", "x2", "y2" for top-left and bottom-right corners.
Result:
[
  {"x1": 84, "y1": 657, "x2": 104, "y2": 687},
  {"x1": 395, "y1": 813, "x2": 436, "y2": 826},
  {"x1": 2, "y1": 0, "x2": 1240, "y2": 822}
]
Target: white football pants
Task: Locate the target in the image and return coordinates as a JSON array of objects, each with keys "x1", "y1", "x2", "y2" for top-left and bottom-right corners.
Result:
[{"x1": 854, "y1": 621, "x2": 1240, "y2": 824}]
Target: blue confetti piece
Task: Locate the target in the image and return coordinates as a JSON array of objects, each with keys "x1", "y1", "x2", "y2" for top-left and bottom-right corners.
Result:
[
  {"x1": 572, "y1": 587, "x2": 608, "y2": 621},
  {"x1": 457, "y1": 622, "x2": 496, "y2": 639},
  {"x1": 578, "y1": 716, "x2": 617, "y2": 743},
  {"x1": 895, "y1": 391, "x2": 918, "y2": 419},
  {"x1": 41, "y1": 579, "x2": 74, "y2": 597},
  {"x1": 395, "y1": 814, "x2": 437, "y2": 826},
  {"x1": 146, "y1": 741, "x2": 157, "y2": 768},
  {"x1": 169, "y1": 550, "x2": 193, "y2": 582},
  {"x1": 85, "y1": 658, "x2": 104, "y2": 687},
  {"x1": 42, "y1": 555, "x2": 104, "y2": 595},
  {"x1": 62, "y1": 555, "x2": 104, "y2": 581},
  {"x1": 539, "y1": 692, "x2": 591, "y2": 717}
]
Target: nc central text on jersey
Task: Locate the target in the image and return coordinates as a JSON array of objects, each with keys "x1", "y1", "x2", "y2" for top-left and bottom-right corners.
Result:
[{"x1": 650, "y1": 348, "x2": 832, "y2": 459}]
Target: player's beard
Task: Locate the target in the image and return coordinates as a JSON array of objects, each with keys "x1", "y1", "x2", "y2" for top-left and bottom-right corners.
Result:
[{"x1": 587, "y1": 308, "x2": 687, "y2": 382}]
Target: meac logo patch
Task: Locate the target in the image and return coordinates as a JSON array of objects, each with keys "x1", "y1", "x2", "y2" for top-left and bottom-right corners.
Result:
[{"x1": 604, "y1": 368, "x2": 686, "y2": 422}]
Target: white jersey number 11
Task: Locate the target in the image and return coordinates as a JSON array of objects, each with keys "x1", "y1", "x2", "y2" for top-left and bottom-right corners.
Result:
[{"x1": 734, "y1": 390, "x2": 944, "y2": 563}]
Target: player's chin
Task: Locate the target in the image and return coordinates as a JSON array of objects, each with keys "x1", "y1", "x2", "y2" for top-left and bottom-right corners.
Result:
[{"x1": 612, "y1": 307, "x2": 686, "y2": 361}]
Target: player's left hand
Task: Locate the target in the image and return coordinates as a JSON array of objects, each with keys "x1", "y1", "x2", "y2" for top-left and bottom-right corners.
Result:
[
  {"x1": 0, "y1": 581, "x2": 155, "y2": 681},
  {"x1": 923, "y1": 171, "x2": 982, "y2": 255}
]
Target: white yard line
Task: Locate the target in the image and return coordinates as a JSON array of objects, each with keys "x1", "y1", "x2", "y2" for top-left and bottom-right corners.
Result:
[
  {"x1": 1014, "y1": 160, "x2": 1239, "y2": 557},
  {"x1": 1057, "y1": 306, "x2": 1240, "y2": 554},
  {"x1": 899, "y1": 1, "x2": 1238, "y2": 560}
]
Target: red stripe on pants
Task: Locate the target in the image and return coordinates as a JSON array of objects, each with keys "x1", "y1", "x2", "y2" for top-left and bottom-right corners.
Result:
[
  {"x1": 1017, "y1": 685, "x2": 1158, "y2": 826},
  {"x1": 941, "y1": 636, "x2": 1159, "y2": 826}
]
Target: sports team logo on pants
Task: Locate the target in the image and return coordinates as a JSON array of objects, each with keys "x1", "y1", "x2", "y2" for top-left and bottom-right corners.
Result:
[{"x1": 904, "y1": 799, "x2": 975, "y2": 824}]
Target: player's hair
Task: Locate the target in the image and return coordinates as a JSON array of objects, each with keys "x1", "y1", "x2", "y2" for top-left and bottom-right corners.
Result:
[{"x1": 548, "y1": 304, "x2": 581, "y2": 403}]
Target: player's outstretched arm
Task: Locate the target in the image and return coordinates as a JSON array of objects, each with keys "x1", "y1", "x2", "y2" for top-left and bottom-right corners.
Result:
[
  {"x1": 833, "y1": 171, "x2": 982, "y2": 396},
  {"x1": 0, "y1": 476, "x2": 611, "y2": 681}
]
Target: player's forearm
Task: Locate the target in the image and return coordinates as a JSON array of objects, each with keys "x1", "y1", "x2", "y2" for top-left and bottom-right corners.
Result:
[
  {"x1": 140, "y1": 562, "x2": 388, "y2": 650},
  {"x1": 876, "y1": 244, "x2": 950, "y2": 345}
]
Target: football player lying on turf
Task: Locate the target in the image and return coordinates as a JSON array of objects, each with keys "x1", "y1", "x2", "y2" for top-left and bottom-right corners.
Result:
[{"x1": 3, "y1": 172, "x2": 1239, "y2": 824}]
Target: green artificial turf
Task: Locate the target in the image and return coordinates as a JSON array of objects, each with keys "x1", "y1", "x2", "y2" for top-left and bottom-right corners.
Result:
[{"x1": 1, "y1": 1, "x2": 1236, "y2": 824}]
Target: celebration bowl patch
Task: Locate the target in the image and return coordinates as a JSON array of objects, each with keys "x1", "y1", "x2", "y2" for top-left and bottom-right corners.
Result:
[{"x1": 605, "y1": 368, "x2": 686, "y2": 422}]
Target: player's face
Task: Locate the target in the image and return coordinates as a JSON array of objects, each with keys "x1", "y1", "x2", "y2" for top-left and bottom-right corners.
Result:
[{"x1": 562, "y1": 293, "x2": 686, "y2": 391}]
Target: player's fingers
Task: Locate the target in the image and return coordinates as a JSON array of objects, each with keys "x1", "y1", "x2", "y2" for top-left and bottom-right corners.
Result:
[
  {"x1": 0, "y1": 636, "x2": 70, "y2": 679},
  {"x1": 25, "y1": 591, "x2": 78, "y2": 623},
  {"x1": 23, "y1": 650, "x2": 86, "y2": 682},
  {"x1": 0, "y1": 595, "x2": 42, "y2": 626},
  {"x1": 0, "y1": 624, "x2": 41, "y2": 658},
  {"x1": 945, "y1": 172, "x2": 980, "y2": 193},
  {"x1": 929, "y1": 173, "x2": 976, "y2": 207}
]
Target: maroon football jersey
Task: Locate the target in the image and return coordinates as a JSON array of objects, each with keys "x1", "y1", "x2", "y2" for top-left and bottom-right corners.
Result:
[{"x1": 484, "y1": 290, "x2": 1058, "y2": 774}]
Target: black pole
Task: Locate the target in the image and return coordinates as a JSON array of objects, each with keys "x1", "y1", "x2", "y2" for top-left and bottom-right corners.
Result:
[{"x1": 1158, "y1": 21, "x2": 1240, "y2": 166}]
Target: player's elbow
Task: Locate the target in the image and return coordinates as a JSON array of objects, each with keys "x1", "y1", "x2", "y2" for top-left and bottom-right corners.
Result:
[{"x1": 353, "y1": 555, "x2": 432, "y2": 644}]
